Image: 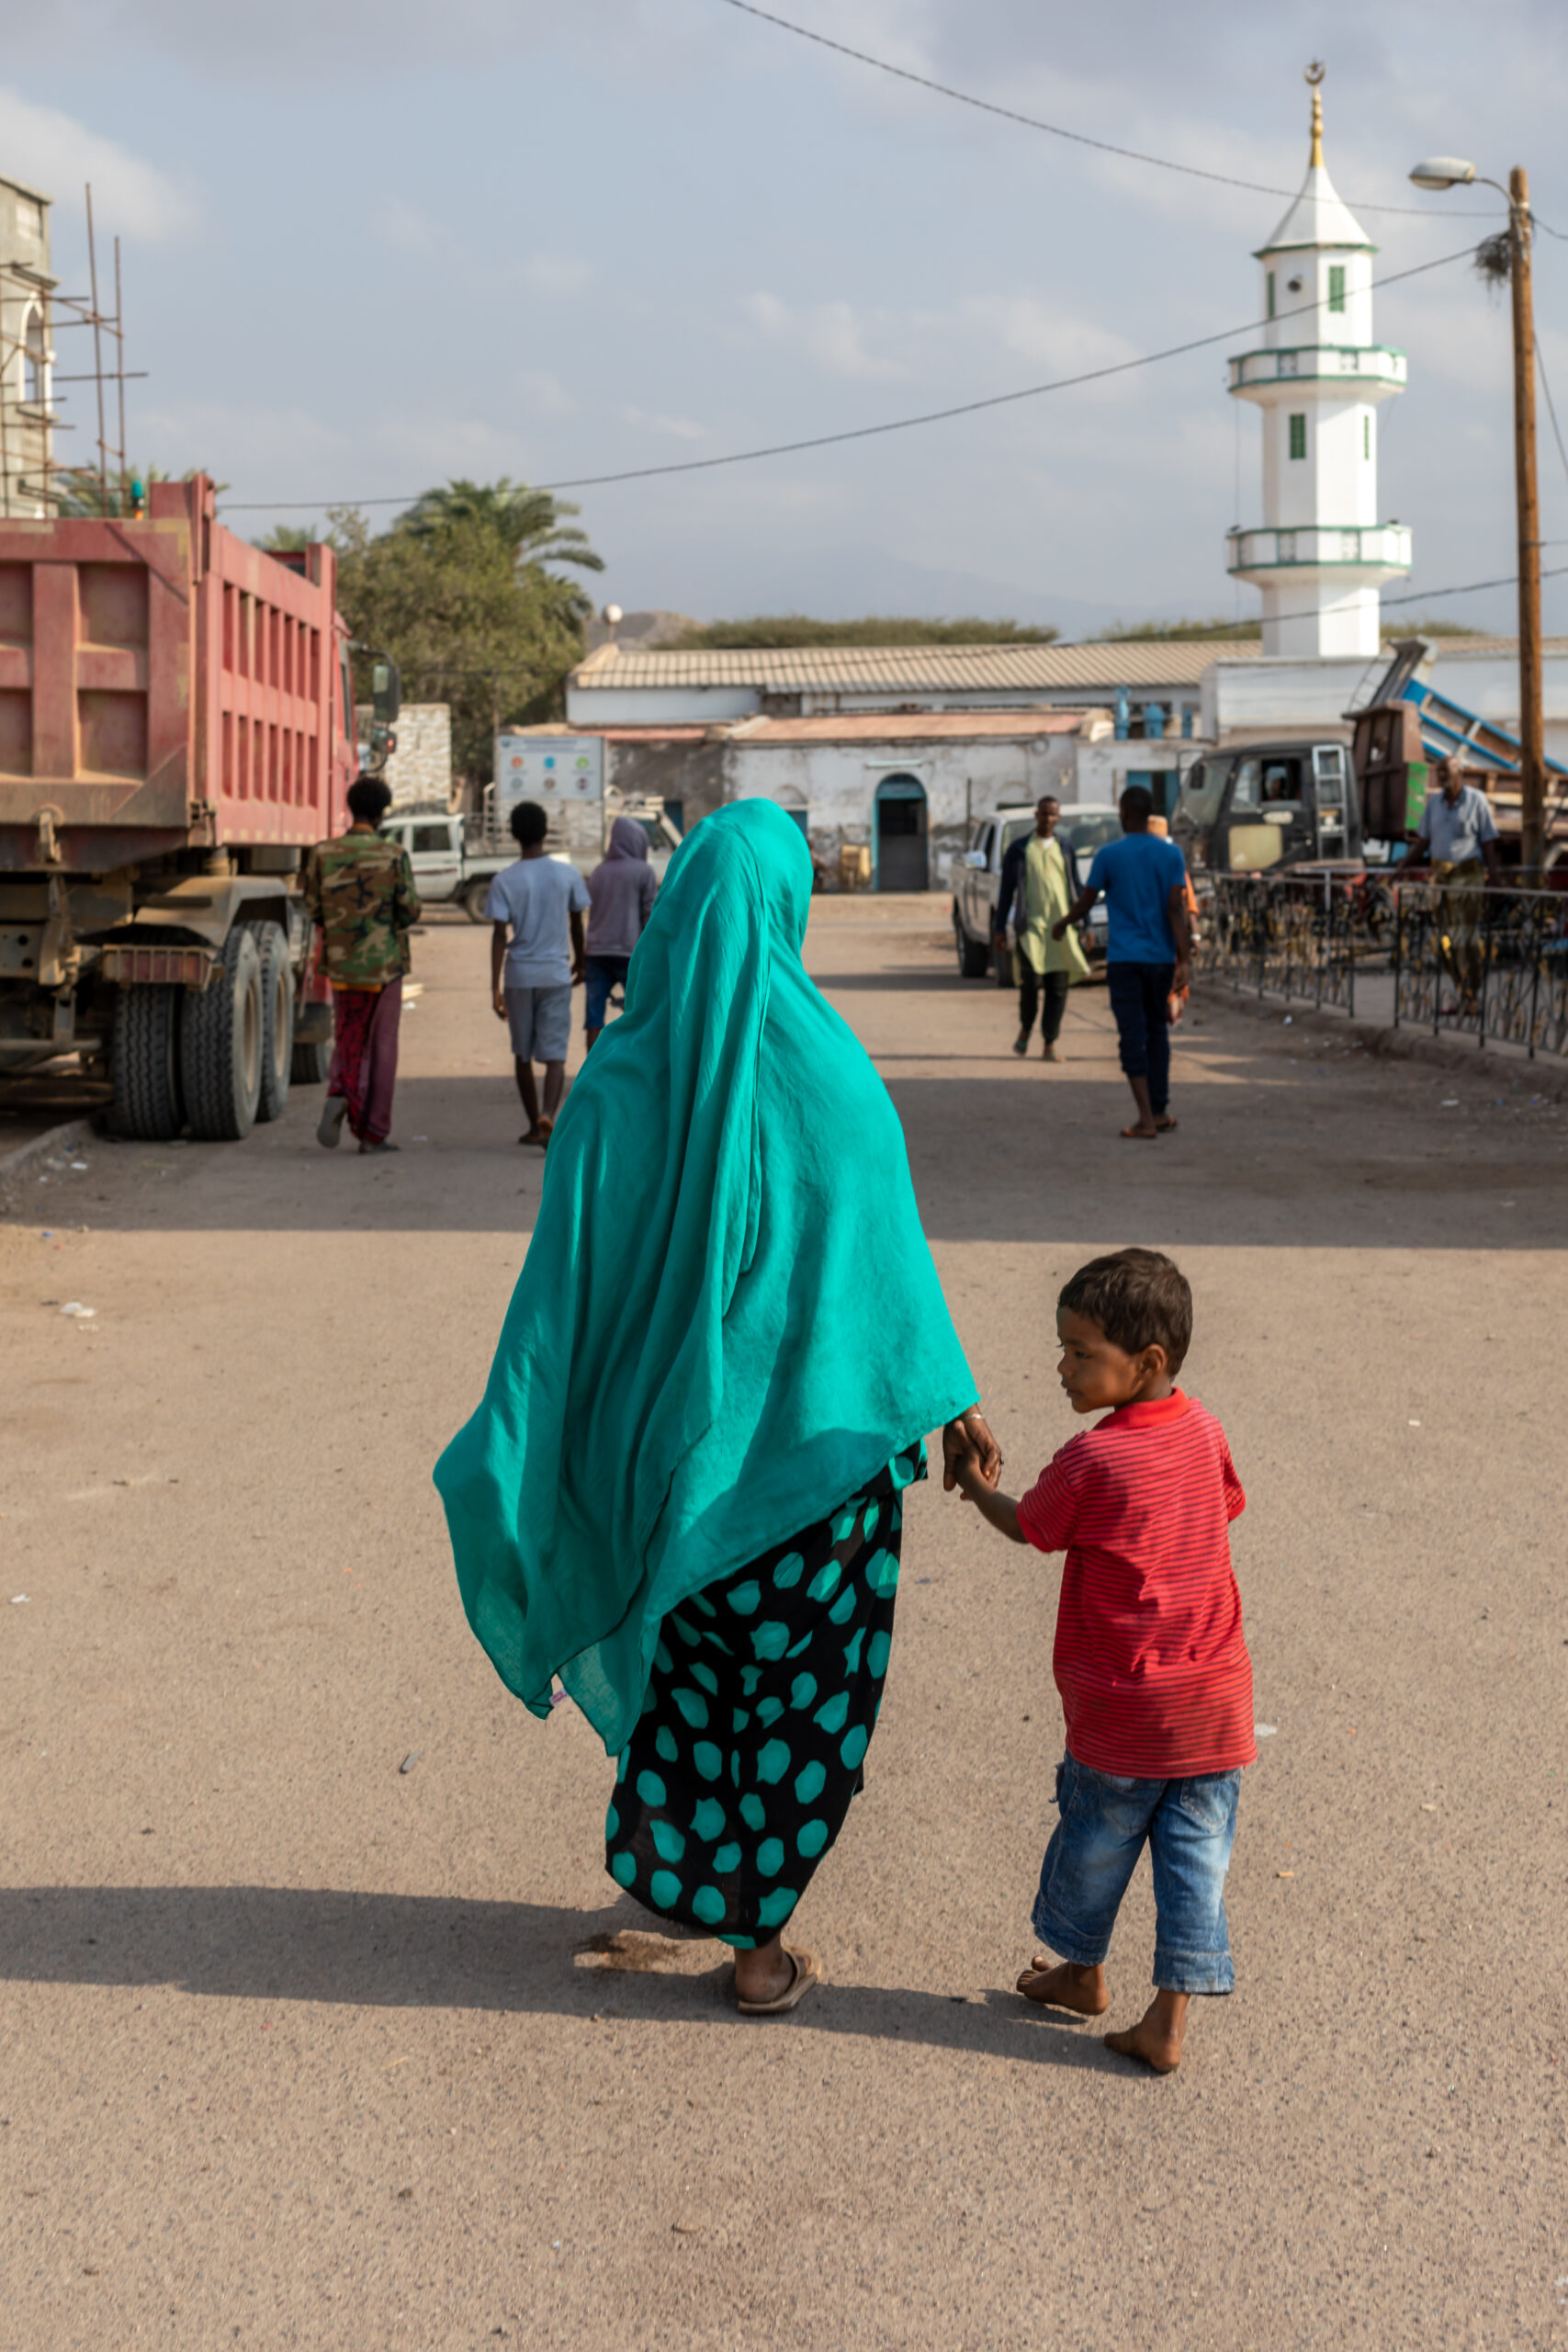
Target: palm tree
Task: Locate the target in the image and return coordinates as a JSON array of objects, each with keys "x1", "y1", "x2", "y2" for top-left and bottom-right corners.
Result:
[
  {"x1": 54, "y1": 462, "x2": 231, "y2": 517},
  {"x1": 397, "y1": 477, "x2": 604, "y2": 578}
]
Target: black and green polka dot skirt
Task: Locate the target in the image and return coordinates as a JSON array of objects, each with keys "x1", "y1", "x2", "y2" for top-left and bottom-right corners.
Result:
[{"x1": 605, "y1": 1443, "x2": 924, "y2": 1948}]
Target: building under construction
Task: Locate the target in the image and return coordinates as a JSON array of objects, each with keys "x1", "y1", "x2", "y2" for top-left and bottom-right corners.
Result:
[{"x1": 0, "y1": 173, "x2": 54, "y2": 517}]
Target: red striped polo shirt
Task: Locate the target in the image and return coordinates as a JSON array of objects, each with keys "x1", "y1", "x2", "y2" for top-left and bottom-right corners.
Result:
[{"x1": 1015, "y1": 1390, "x2": 1255, "y2": 1778}]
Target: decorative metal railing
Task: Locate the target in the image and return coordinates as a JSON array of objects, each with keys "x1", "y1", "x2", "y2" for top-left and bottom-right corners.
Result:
[
  {"x1": 1199, "y1": 875, "x2": 1568, "y2": 1060},
  {"x1": 1197, "y1": 873, "x2": 1367, "y2": 1014}
]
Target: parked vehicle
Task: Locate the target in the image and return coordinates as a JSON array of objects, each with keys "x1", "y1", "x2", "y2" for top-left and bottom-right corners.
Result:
[
  {"x1": 389, "y1": 792, "x2": 685, "y2": 923},
  {"x1": 1172, "y1": 741, "x2": 1360, "y2": 875},
  {"x1": 379, "y1": 813, "x2": 513, "y2": 924},
  {"x1": 952, "y1": 803, "x2": 1115, "y2": 984},
  {"x1": 0, "y1": 476, "x2": 356, "y2": 1140}
]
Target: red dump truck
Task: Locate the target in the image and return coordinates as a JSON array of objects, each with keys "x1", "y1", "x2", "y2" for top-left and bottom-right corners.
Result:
[{"x1": 0, "y1": 474, "x2": 355, "y2": 1140}]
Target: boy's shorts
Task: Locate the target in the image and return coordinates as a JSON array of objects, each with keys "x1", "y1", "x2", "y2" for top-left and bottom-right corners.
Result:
[
  {"x1": 584, "y1": 954, "x2": 631, "y2": 1031},
  {"x1": 1032, "y1": 1750, "x2": 1240, "y2": 1995},
  {"x1": 504, "y1": 983, "x2": 571, "y2": 1064}
]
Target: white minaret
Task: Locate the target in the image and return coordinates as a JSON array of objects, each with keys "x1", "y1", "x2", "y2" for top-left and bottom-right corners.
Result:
[{"x1": 1226, "y1": 68, "x2": 1411, "y2": 658}]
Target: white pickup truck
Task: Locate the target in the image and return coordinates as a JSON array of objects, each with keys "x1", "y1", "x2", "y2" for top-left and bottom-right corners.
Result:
[
  {"x1": 952, "y1": 802, "x2": 1116, "y2": 985},
  {"x1": 382, "y1": 798, "x2": 684, "y2": 923},
  {"x1": 378, "y1": 814, "x2": 510, "y2": 924}
]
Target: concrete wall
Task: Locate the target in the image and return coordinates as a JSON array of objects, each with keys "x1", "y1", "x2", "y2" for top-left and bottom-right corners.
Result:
[
  {"x1": 722, "y1": 734, "x2": 1087, "y2": 889},
  {"x1": 355, "y1": 703, "x2": 453, "y2": 810},
  {"x1": 1075, "y1": 738, "x2": 1190, "y2": 805},
  {"x1": 604, "y1": 736, "x2": 729, "y2": 831}
]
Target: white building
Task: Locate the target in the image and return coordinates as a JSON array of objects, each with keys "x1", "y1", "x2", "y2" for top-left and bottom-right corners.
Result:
[
  {"x1": 723, "y1": 710, "x2": 1114, "y2": 888},
  {"x1": 1226, "y1": 74, "x2": 1411, "y2": 658},
  {"x1": 566, "y1": 638, "x2": 1243, "y2": 731}
]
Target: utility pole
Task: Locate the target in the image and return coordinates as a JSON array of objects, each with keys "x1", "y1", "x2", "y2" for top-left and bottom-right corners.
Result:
[{"x1": 1509, "y1": 164, "x2": 1544, "y2": 877}]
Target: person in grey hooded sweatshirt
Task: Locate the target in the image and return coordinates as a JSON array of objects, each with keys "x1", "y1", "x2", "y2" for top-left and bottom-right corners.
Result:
[{"x1": 583, "y1": 813, "x2": 659, "y2": 1049}]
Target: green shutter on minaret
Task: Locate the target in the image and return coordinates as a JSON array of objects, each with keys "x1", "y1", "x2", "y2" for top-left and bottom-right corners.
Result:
[
  {"x1": 1328, "y1": 265, "x2": 1346, "y2": 312},
  {"x1": 1289, "y1": 413, "x2": 1307, "y2": 460}
]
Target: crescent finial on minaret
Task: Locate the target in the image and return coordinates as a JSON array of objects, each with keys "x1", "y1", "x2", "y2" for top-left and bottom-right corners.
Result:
[{"x1": 1305, "y1": 61, "x2": 1325, "y2": 167}]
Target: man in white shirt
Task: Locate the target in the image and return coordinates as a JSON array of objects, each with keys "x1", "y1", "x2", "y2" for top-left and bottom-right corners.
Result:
[{"x1": 486, "y1": 800, "x2": 589, "y2": 1147}]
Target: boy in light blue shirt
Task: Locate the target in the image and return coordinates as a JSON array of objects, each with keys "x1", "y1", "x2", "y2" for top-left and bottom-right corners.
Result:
[{"x1": 1055, "y1": 784, "x2": 1190, "y2": 1138}]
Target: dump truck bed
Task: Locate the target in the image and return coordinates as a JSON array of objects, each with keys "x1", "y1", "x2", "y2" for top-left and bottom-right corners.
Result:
[{"x1": 0, "y1": 475, "x2": 351, "y2": 874}]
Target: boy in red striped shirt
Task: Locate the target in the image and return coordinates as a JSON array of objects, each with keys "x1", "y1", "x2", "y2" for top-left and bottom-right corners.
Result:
[{"x1": 949, "y1": 1248, "x2": 1252, "y2": 2073}]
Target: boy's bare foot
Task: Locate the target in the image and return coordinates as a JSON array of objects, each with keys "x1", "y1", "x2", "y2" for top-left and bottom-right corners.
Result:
[
  {"x1": 1015, "y1": 1957, "x2": 1110, "y2": 2016},
  {"x1": 1104, "y1": 1989, "x2": 1190, "y2": 2073}
]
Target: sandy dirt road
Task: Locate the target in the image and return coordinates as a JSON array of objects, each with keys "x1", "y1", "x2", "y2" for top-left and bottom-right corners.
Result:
[{"x1": 3, "y1": 899, "x2": 1566, "y2": 2351}]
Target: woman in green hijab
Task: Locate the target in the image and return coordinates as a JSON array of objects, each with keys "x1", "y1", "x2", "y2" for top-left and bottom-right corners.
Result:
[{"x1": 435, "y1": 799, "x2": 998, "y2": 2012}]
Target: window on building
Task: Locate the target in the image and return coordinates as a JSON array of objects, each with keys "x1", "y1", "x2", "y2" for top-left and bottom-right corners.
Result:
[
  {"x1": 1328, "y1": 264, "x2": 1347, "y2": 313},
  {"x1": 1267, "y1": 271, "x2": 1275, "y2": 320},
  {"x1": 1288, "y1": 413, "x2": 1307, "y2": 461},
  {"x1": 22, "y1": 310, "x2": 43, "y2": 406},
  {"x1": 1363, "y1": 414, "x2": 1371, "y2": 459}
]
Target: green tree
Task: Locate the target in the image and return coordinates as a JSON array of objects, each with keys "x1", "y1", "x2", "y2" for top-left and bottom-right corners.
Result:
[
  {"x1": 672, "y1": 614, "x2": 1059, "y2": 650},
  {"x1": 396, "y1": 477, "x2": 604, "y2": 582},
  {"x1": 332, "y1": 489, "x2": 599, "y2": 787},
  {"x1": 254, "y1": 523, "x2": 319, "y2": 554}
]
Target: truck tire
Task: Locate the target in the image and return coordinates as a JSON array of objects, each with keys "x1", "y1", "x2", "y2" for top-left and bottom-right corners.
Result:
[
  {"x1": 953, "y1": 906, "x2": 990, "y2": 978},
  {"x1": 462, "y1": 876, "x2": 492, "y2": 923},
  {"x1": 290, "y1": 1037, "x2": 333, "y2": 1085},
  {"x1": 181, "y1": 923, "x2": 264, "y2": 1141},
  {"x1": 109, "y1": 983, "x2": 184, "y2": 1139},
  {"x1": 254, "y1": 922, "x2": 294, "y2": 1125}
]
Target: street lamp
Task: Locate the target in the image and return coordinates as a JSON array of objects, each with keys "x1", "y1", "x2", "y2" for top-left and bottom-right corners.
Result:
[{"x1": 1410, "y1": 154, "x2": 1543, "y2": 875}]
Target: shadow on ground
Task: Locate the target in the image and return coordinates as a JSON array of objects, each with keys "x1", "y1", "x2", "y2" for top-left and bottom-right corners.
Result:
[{"x1": 0, "y1": 1883, "x2": 1116, "y2": 2069}]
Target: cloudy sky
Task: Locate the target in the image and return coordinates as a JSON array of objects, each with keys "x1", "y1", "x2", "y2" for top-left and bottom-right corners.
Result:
[{"x1": 7, "y1": 0, "x2": 1568, "y2": 634}]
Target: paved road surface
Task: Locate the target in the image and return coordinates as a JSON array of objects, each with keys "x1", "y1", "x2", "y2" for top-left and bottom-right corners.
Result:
[{"x1": 4, "y1": 899, "x2": 1565, "y2": 2349}]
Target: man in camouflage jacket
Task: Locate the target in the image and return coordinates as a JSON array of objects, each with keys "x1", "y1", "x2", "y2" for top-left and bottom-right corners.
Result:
[{"x1": 304, "y1": 775, "x2": 422, "y2": 1152}]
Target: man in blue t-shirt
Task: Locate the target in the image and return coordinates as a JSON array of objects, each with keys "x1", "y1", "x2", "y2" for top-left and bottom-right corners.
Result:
[{"x1": 1054, "y1": 784, "x2": 1191, "y2": 1138}]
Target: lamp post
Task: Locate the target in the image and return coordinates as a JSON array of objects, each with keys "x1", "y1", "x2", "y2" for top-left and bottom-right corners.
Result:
[{"x1": 1410, "y1": 155, "x2": 1542, "y2": 876}]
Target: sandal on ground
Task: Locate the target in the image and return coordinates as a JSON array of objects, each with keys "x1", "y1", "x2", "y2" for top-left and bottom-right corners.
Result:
[
  {"x1": 1155, "y1": 1116, "x2": 1179, "y2": 1133},
  {"x1": 1011, "y1": 1033, "x2": 1030, "y2": 1057},
  {"x1": 357, "y1": 1139, "x2": 399, "y2": 1154},
  {"x1": 1042, "y1": 1044, "x2": 1064, "y2": 1063},
  {"x1": 1119, "y1": 1125, "x2": 1158, "y2": 1141},
  {"x1": 736, "y1": 1946, "x2": 822, "y2": 2016}
]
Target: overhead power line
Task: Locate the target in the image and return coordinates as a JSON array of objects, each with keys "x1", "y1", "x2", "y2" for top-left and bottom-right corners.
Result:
[
  {"x1": 716, "y1": 0, "x2": 1498, "y2": 219},
  {"x1": 1382, "y1": 563, "x2": 1568, "y2": 609},
  {"x1": 220, "y1": 243, "x2": 1476, "y2": 514}
]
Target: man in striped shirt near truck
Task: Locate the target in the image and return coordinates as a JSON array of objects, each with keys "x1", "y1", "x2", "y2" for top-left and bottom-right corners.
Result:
[{"x1": 948, "y1": 1247, "x2": 1252, "y2": 2074}]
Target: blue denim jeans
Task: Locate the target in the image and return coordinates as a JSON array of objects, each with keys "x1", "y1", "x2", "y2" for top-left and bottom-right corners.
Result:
[
  {"x1": 584, "y1": 955, "x2": 631, "y2": 1031},
  {"x1": 1032, "y1": 1751, "x2": 1240, "y2": 1995},
  {"x1": 1106, "y1": 960, "x2": 1175, "y2": 1113}
]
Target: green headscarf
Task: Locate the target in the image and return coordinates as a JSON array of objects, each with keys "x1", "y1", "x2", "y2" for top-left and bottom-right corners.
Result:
[{"x1": 434, "y1": 798, "x2": 976, "y2": 1755}]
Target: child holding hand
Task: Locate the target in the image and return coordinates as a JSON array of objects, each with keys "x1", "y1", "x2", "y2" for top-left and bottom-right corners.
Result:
[{"x1": 950, "y1": 1248, "x2": 1253, "y2": 2073}]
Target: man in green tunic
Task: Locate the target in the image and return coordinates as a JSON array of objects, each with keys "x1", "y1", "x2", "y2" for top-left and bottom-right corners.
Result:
[{"x1": 994, "y1": 797, "x2": 1089, "y2": 1062}]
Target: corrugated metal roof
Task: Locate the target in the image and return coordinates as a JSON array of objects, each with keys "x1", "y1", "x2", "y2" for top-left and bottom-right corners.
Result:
[
  {"x1": 728, "y1": 709, "x2": 1106, "y2": 744},
  {"x1": 571, "y1": 639, "x2": 1262, "y2": 692}
]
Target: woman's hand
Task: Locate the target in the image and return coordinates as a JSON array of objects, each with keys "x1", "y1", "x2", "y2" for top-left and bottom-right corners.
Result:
[{"x1": 942, "y1": 1407, "x2": 1001, "y2": 1492}]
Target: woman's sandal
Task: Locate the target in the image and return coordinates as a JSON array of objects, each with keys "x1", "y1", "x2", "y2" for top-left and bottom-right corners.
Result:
[
  {"x1": 1155, "y1": 1116, "x2": 1179, "y2": 1133},
  {"x1": 1119, "y1": 1125, "x2": 1158, "y2": 1140},
  {"x1": 736, "y1": 1946, "x2": 822, "y2": 2016}
]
